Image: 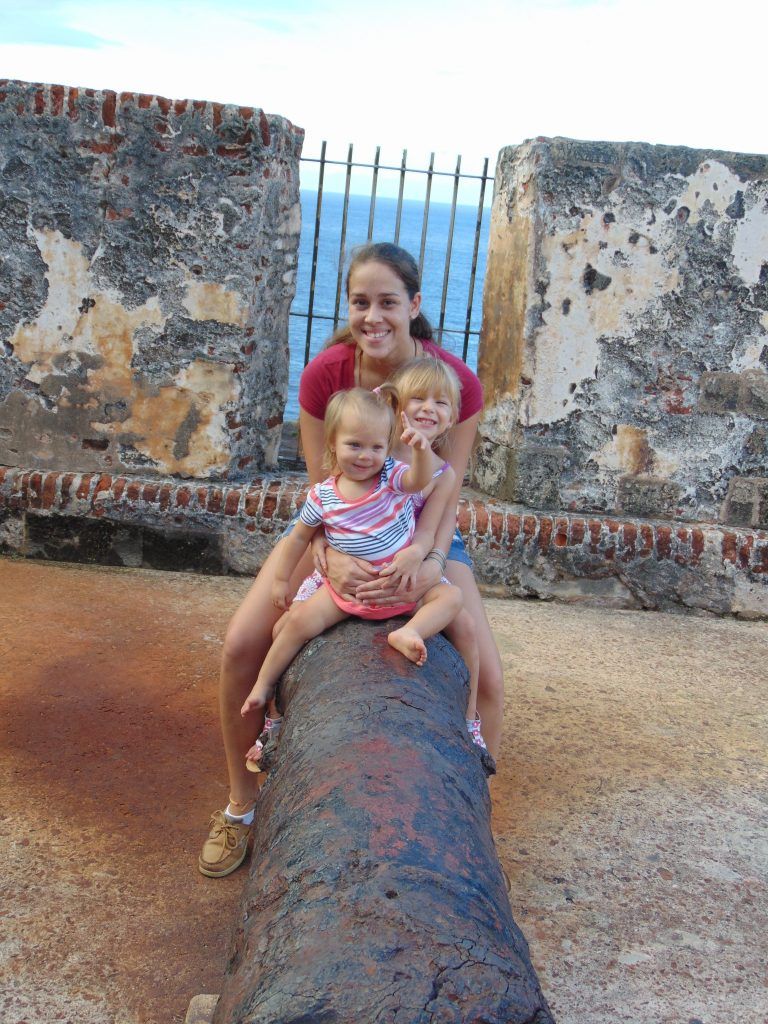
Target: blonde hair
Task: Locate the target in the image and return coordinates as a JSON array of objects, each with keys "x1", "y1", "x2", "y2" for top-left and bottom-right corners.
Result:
[
  {"x1": 379, "y1": 357, "x2": 461, "y2": 450},
  {"x1": 323, "y1": 388, "x2": 396, "y2": 473}
]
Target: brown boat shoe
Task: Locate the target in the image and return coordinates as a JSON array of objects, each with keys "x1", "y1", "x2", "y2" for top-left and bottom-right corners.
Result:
[{"x1": 198, "y1": 809, "x2": 252, "y2": 878}]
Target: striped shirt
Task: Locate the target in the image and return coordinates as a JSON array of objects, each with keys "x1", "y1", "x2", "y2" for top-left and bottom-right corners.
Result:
[{"x1": 299, "y1": 457, "x2": 415, "y2": 563}]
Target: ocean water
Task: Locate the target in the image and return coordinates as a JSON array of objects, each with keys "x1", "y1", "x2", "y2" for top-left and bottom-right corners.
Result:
[{"x1": 285, "y1": 190, "x2": 491, "y2": 420}]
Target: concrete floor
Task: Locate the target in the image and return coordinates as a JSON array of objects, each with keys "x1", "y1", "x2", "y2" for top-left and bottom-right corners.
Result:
[{"x1": 0, "y1": 557, "x2": 766, "y2": 1024}]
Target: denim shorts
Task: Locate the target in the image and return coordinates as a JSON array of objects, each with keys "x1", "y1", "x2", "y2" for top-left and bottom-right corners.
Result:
[{"x1": 447, "y1": 528, "x2": 474, "y2": 569}]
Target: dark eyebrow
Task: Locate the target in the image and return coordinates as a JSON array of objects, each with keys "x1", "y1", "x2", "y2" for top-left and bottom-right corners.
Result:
[{"x1": 350, "y1": 291, "x2": 400, "y2": 298}]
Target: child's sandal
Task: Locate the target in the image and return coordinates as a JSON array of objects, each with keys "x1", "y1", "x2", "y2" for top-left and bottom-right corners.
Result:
[
  {"x1": 466, "y1": 716, "x2": 487, "y2": 750},
  {"x1": 245, "y1": 716, "x2": 284, "y2": 774},
  {"x1": 466, "y1": 716, "x2": 497, "y2": 778}
]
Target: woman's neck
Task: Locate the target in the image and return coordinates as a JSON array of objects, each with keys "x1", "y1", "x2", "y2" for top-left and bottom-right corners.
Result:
[{"x1": 357, "y1": 337, "x2": 420, "y2": 388}]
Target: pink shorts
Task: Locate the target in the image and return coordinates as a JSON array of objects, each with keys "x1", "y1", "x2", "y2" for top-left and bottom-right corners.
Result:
[
  {"x1": 294, "y1": 570, "x2": 417, "y2": 619},
  {"x1": 294, "y1": 569, "x2": 450, "y2": 620}
]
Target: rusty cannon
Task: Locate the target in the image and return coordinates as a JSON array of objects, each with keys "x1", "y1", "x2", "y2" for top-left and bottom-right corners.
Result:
[{"x1": 213, "y1": 617, "x2": 555, "y2": 1024}]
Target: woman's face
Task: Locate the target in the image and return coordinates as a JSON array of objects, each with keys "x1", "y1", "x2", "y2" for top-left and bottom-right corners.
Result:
[{"x1": 347, "y1": 260, "x2": 421, "y2": 364}]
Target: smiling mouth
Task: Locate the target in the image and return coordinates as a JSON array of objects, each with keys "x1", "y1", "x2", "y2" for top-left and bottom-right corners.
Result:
[{"x1": 362, "y1": 328, "x2": 390, "y2": 340}]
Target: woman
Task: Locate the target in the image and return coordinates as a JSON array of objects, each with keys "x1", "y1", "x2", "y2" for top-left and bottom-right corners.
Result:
[{"x1": 199, "y1": 243, "x2": 505, "y2": 878}]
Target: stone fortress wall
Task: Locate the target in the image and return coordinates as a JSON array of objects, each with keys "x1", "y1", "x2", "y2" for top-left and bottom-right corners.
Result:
[
  {"x1": 1, "y1": 83, "x2": 765, "y2": 616},
  {"x1": 0, "y1": 79, "x2": 303, "y2": 481},
  {"x1": 475, "y1": 138, "x2": 768, "y2": 533}
]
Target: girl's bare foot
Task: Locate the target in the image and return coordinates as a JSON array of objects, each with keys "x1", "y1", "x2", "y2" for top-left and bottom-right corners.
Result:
[{"x1": 387, "y1": 626, "x2": 428, "y2": 666}]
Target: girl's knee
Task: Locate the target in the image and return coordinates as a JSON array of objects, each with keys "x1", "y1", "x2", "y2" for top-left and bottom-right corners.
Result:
[{"x1": 279, "y1": 605, "x2": 316, "y2": 645}]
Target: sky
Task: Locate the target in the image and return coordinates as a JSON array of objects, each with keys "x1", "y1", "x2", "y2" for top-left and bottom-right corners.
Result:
[{"x1": 0, "y1": 0, "x2": 764, "y2": 198}]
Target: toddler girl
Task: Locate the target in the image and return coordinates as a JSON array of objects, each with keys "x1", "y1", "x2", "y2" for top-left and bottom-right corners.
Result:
[{"x1": 241, "y1": 379, "x2": 483, "y2": 758}]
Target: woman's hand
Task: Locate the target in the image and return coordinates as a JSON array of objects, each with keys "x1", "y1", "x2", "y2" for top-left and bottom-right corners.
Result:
[
  {"x1": 310, "y1": 532, "x2": 329, "y2": 576},
  {"x1": 356, "y1": 555, "x2": 442, "y2": 606},
  {"x1": 376, "y1": 543, "x2": 427, "y2": 594},
  {"x1": 324, "y1": 546, "x2": 379, "y2": 603}
]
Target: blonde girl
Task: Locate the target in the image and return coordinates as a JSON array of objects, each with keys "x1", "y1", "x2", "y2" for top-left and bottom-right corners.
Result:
[
  {"x1": 239, "y1": 387, "x2": 469, "y2": 726},
  {"x1": 378, "y1": 357, "x2": 484, "y2": 748}
]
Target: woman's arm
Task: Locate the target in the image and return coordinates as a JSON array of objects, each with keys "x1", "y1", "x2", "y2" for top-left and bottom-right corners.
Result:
[
  {"x1": 298, "y1": 408, "x2": 327, "y2": 486},
  {"x1": 429, "y1": 410, "x2": 481, "y2": 556},
  {"x1": 298, "y1": 410, "x2": 333, "y2": 574}
]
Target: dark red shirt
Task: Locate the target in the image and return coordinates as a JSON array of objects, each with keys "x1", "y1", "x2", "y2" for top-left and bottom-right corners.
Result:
[{"x1": 299, "y1": 340, "x2": 484, "y2": 423}]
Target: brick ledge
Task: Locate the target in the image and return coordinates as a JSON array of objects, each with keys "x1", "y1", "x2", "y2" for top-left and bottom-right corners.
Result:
[
  {"x1": 1, "y1": 466, "x2": 766, "y2": 616},
  {"x1": 1, "y1": 465, "x2": 765, "y2": 567}
]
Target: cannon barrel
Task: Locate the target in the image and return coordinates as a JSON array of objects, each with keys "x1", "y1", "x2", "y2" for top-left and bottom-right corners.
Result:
[{"x1": 214, "y1": 618, "x2": 555, "y2": 1024}]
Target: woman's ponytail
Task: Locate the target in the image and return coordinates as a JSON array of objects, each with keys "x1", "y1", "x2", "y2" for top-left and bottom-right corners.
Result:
[{"x1": 410, "y1": 311, "x2": 434, "y2": 343}]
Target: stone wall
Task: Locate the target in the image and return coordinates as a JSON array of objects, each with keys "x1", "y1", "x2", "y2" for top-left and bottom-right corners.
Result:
[
  {"x1": 0, "y1": 80, "x2": 303, "y2": 481},
  {"x1": 473, "y1": 138, "x2": 768, "y2": 530},
  {"x1": 1, "y1": 109, "x2": 766, "y2": 618}
]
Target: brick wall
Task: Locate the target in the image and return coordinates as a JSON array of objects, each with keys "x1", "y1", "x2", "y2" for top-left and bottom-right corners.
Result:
[
  {"x1": 475, "y1": 138, "x2": 768, "y2": 531},
  {"x1": 0, "y1": 79, "x2": 303, "y2": 481},
  {"x1": 1, "y1": 465, "x2": 765, "y2": 618}
]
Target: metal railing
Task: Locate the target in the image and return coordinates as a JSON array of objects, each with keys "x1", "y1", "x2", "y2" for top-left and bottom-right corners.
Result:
[
  {"x1": 294, "y1": 143, "x2": 491, "y2": 360},
  {"x1": 281, "y1": 143, "x2": 493, "y2": 464}
]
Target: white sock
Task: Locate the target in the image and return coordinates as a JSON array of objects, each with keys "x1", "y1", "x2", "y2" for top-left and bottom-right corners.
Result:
[{"x1": 225, "y1": 804, "x2": 255, "y2": 825}]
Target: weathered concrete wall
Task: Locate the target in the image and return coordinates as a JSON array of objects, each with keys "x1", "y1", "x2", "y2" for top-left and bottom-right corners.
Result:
[
  {"x1": 474, "y1": 138, "x2": 768, "y2": 530},
  {"x1": 0, "y1": 80, "x2": 303, "y2": 481},
  {"x1": 2, "y1": 114, "x2": 765, "y2": 619}
]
